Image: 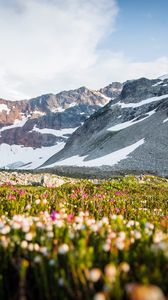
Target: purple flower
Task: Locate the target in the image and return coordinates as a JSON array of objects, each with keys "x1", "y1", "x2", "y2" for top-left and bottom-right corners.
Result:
[
  {"x1": 109, "y1": 198, "x2": 115, "y2": 203},
  {"x1": 51, "y1": 211, "x2": 59, "y2": 221},
  {"x1": 115, "y1": 191, "x2": 122, "y2": 196}
]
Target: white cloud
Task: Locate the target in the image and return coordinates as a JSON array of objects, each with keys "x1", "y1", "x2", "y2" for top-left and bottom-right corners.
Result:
[
  {"x1": 0, "y1": 0, "x2": 168, "y2": 100},
  {"x1": 0, "y1": 0, "x2": 118, "y2": 99}
]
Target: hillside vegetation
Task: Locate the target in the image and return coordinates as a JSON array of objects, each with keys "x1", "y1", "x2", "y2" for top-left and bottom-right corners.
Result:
[{"x1": 0, "y1": 175, "x2": 167, "y2": 300}]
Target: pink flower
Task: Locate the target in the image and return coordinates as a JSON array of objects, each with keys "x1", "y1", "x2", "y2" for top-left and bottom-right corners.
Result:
[
  {"x1": 51, "y1": 211, "x2": 59, "y2": 221},
  {"x1": 8, "y1": 194, "x2": 16, "y2": 200},
  {"x1": 67, "y1": 214, "x2": 74, "y2": 222},
  {"x1": 115, "y1": 191, "x2": 122, "y2": 196},
  {"x1": 109, "y1": 198, "x2": 115, "y2": 203}
]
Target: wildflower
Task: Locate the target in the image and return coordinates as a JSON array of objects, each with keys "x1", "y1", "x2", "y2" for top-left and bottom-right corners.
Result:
[
  {"x1": 103, "y1": 243, "x2": 110, "y2": 252},
  {"x1": 115, "y1": 191, "x2": 122, "y2": 196},
  {"x1": 21, "y1": 240, "x2": 28, "y2": 249},
  {"x1": 93, "y1": 292, "x2": 106, "y2": 300},
  {"x1": 126, "y1": 284, "x2": 166, "y2": 300},
  {"x1": 119, "y1": 231, "x2": 126, "y2": 240},
  {"x1": 25, "y1": 233, "x2": 33, "y2": 241},
  {"x1": 89, "y1": 268, "x2": 102, "y2": 282},
  {"x1": 134, "y1": 230, "x2": 141, "y2": 239},
  {"x1": 1, "y1": 225, "x2": 10, "y2": 234},
  {"x1": 115, "y1": 238, "x2": 125, "y2": 250},
  {"x1": 34, "y1": 243, "x2": 40, "y2": 251},
  {"x1": 115, "y1": 208, "x2": 120, "y2": 214},
  {"x1": 0, "y1": 236, "x2": 9, "y2": 248},
  {"x1": 35, "y1": 199, "x2": 40, "y2": 205},
  {"x1": 28, "y1": 243, "x2": 34, "y2": 251},
  {"x1": 119, "y1": 262, "x2": 130, "y2": 273},
  {"x1": 49, "y1": 259, "x2": 55, "y2": 266},
  {"x1": 55, "y1": 220, "x2": 64, "y2": 228},
  {"x1": 58, "y1": 278, "x2": 64, "y2": 286},
  {"x1": 153, "y1": 231, "x2": 164, "y2": 243},
  {"x1": 51, "y1": 211, "x2": 58, "y2": 221},
  {"x1": 58, "y1": 244, "x2": 69, "y2": 254},
  {"x1": 104, "y1": 264, "x2": 116, "y2": 283},
  {"x1": 42, "y1": 199, "x2": 47, "y2": 205},
  {"x1": 34, "y1": 256, "x2": 42, "y2": 263},
  {"x1": 67, "y1": 214, "x2": 74, "y2": 222},
  {"x1": 25, "y1": 204, "x2": 31, "y2": 210},
  {"x1": 47, "y1": 231, "x2": 54, "y2": 238}
]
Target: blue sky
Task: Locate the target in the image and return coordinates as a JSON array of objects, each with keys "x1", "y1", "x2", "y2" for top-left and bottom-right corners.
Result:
[
  {"x1": 104, "y1": 0, "x2": 168, "y2": 61},
  {"x1": 0, "y1": 0, "x2": 167, "y2": 99}
]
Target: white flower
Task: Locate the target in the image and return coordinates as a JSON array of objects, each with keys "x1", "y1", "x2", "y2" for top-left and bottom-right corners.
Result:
[
  {"x1": 119, "y1": 231, "x2": 126, "y2": 240},
  {"x1": 58, "y1": 278, "x2": 64, "y2": 286},
  {"x1": 58, "y1": 244, "x2": 69, "y2": 255},
  {"x1": 25, "y1": 204, "x2": 31, "y2": 210},
  {"x1": 42, "y1": 199, "x2": 47, "y2": 205},
  {"x1": 28, "y1": 243, "x2": 34, "y2": 251},
  {"x1": 34, "y1": 256, "x2": 42, "y2": 263},
  {"x1": 103, "y1": 243, "x2": 110, "y2": 252},
  {"x1": 153, "y1": 231, "x2": 164, "y2": 243},
  {"x1": 89, "y1": 268, "x2": 101, "y2": 282},
  {"x1": 134, "y1": 230, "x2": 141, "y2": 239},
  {"x1": 102, "y1": 217, "x2": 109, "y2": 225},
  {"x1": 49, "y1": 259, "x2": 55, "y2": 266},
  {"x1": 47, "y1": 231, "x2": 54, "y2": 238},
  {"x1": 34, "y1": 243, "x2": 40, "y2": 251},
  {"x1": 55, "y1": 220, "x2": 64, "y2": 228},
  {"x1": 104, "y1": 264, "x2": 116, "y2": 282},
  {"x1": 145, "y1": 222, "x2": 154, "y2": 230},
  {"x1": 115, "y1": 238, "x2": 125, "y2": 250},
  {"x1": 21, "y1": 240, "x2": 28, "y2": 249},
  {"x1": 111, "y1": 215, "x2": 117, "y2": 220},
  {"x1": 1, "y1": 225, "x2": 10, "y2": 235},
  {"x1": 40, "y1": 246, "x2": 48, "y2": 256},
  {"x1": 93, "y1": 292, "x2": 106, "y2": 300},
  {"x1": 35, "y1": 199, "x2": 41, "y2": 205},
  {"x1": 126, "y1": 220, "x2": 135, "y2": 227},
  {"x1": 25, "y1": 233, "x2": 33, "y2": 241},
  {"x1": 12, "y1": 222, "x2": 21, "y2": 230},
  {"x1": 119, "y1": 262, "x2": 130, "y2": 272}
]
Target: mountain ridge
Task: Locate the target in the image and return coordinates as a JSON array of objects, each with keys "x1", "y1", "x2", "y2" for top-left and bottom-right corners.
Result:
[
  {"x1": 41, "y1": 76, "x2": 168, "y2": 177},
  {"x1": 0, "y1": 82, "x2": 122, "y2": 169}
]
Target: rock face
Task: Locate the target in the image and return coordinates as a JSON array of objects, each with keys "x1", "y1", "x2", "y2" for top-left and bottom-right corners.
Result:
[
  {"x1": 0, "y1": 84, "x2": 122, "y2": 169},
  {"x1": 42, "y1": 76, "x2": 168, "y2": 177}
]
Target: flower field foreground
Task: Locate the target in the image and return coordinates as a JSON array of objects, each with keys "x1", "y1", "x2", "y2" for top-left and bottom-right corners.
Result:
[{"x1": 0, "y1": 175, "x2": 168, "y2": 300}]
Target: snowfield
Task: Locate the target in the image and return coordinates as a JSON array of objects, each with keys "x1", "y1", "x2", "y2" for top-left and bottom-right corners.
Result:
[
  {"x1": 0, "y1": 142, "x2": 65, "y2": 169},
  {"x1": 42, "y1": 139, "x2": 145, "y2": 168}
]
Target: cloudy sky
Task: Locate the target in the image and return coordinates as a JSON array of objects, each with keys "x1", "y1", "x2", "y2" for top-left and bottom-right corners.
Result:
[{"x1": 0, "y1": 0, "x2": 168, "y2": 100}]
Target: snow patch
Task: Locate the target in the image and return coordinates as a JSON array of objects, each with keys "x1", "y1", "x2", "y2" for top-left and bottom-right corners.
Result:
[
  {"x1": 43, "y1": 139, "x2": 145, "y2": 168},
  {"x1": 32, "y1": 126, "x2": 78, "y2": 137},
  {"x1": 152, "y1": 81, "x2": 162, "y2": 87},
  {"x1": 0, "y1": 117, "x2": 29, "y2": 133},
  {"x1": 159, "y1": 74, "x2": 168, "y2": 80},
  {"x1": 0, "y1": 142, "x2": 65, "y2": 170},
  {"x1": 93, "y1": 91, "x2": 111, "y2": 102},
  {"x1": 163, "y1": 117, "x2": 168, "y2": 123},
  {"x1": 32, "y1": 110, "x2": 46, "y2": 116},
  {"x1": 0, "y1": 104, "x2": 10, "y2": 114},
  {"x1": 50, "y1": 107, "x2": 65, "y2": 113},
  {"x1": 119, "y1": 94, "x2": 168, "y2": 109},
  {"x1": 108, "y1": 109, "x2": 156, "y2": 132}
]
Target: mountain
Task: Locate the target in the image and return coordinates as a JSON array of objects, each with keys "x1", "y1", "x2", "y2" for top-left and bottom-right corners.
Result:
[
  {"x1": 42, "y1": 76, "x2": 168, "y2": 177},
  {"x1": 0, "y1": 83, "x2": 122, "y2": 169}
]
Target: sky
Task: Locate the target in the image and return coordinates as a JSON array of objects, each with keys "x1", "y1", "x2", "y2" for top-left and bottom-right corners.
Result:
[{"x1": 0, "y1": 0, "x2": 168, "y2": 100}]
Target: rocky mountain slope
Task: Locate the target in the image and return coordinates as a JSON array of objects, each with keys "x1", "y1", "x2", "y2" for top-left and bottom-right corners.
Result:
[
  {"x1": 42, "y1": 75, "x2": 168, "y2": 177},
  {"x1": 0, "y1": 83, "x2": 122, "y2": 169}
]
